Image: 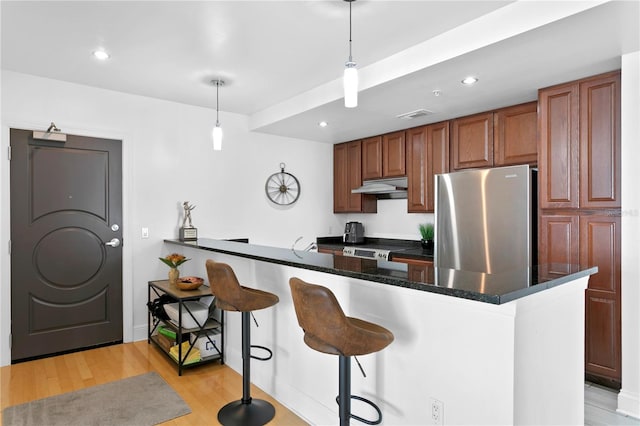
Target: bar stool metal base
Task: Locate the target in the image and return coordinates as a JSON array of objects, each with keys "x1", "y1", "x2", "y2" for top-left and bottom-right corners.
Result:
[
  {"x1": 337, "y1": 355, "x2": 383, "y2": 426},
  {"x1": 217, "y1": 311, "x2": 276, "y2": 426},
  {"x1": 217, "y1": 398, "x2": 275, "y2": 426}
]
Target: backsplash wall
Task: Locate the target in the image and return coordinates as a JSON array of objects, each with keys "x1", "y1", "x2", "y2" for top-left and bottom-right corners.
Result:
[{"x1": 339, "y1": 198, "x2": 433, "y2": 241}]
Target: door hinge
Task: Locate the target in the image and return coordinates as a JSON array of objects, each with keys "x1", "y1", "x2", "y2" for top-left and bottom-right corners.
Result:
[
  {"x1": 7, "y1": 146, "x2": 11, "y2": 161},
  {"x1": 8, "y1": 240, "x2": 11, "y2": 255}
]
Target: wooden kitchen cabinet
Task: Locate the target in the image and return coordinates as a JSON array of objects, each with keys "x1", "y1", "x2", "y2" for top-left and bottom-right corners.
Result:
[
  {"x1": 538, "y1": 213, "x2": 580, "y2": 274},
  {"x1": 383, "y1": 131, "x2": 406, "y2": 177},
  {"x1": 362, "y1": 136, "x2": 383, "y2": 180},
  {"x1": 537, "y1": 70, "x2": 621, "y2": 387},
  {"x1": 538, "y1": 82, "x2": 580, "y2": 209},
  {"x1": 452, "y1": 103, "x2": 537, "y2": 171},
  {"x1": 579, "y1": 73, "x2": 621, "y2": 209},
  {"x1": 406, "y1": 122, "x2": 449, "y2": 213},
  {"x1": 392, "y1": 256, "x2": 434, "y2": 282},
  {"x1": 581, "y1": 214, "x2": 621, "y2": 384},
  {"x1": 494, "y1": 101, "x2": 538, "y2": 166},
  {"x1": 451, "y1": 112, "x2": 493, "y2": 170},
  {"x1": 361, "y1": 132, "x2": 406, "y2": 180},
  {"x1": 318, "y1": 247, "x2": 343, "y2": 255},
  {"x1": 538, "y1": 71, "x2": 620, "y2": 209},
  {"x1": 539, "y1": 211, "x2": 622, "y2": 386},
  {"x1": 334, "y1": 141, "x2": 376, "y2": 213}
]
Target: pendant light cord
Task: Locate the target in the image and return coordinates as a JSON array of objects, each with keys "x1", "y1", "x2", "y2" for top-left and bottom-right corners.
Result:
[
  {"x1": 348, "y1": 0, "x2": 353, "y2": 62},
  {"x1": 215, "y1": 81, "x2": 220, "y2": 126}
]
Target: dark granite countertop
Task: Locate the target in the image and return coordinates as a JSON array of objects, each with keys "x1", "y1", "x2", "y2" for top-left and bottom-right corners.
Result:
[{"x1": 165, "y1": 238, "x2": 596, "y2": 305}]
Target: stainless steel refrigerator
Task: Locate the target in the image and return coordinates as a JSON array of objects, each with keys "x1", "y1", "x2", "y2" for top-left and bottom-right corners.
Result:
[{"x1": 434, "y1": 165, "x2": 537, "y2": 273}]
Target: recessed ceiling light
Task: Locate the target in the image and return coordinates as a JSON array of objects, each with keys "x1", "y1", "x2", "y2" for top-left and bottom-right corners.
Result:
[
  {"x1": 461, "y1": 76, "x2": 478, "y2": 85},
  {"x1": 92, "y1": 50, "x2": 110, "y2": 61},
  {"x1": 432, "y1": 89, "x2": 441, "y2": 97},
  {"x1": 318, "y1": 121, "x2": 328, "y2": 128}
]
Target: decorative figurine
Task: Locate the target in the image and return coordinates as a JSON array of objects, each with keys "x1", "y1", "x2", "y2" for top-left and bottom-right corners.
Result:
[{"x1": 179, "y1": 201, "x2": 198, "y2": 241}]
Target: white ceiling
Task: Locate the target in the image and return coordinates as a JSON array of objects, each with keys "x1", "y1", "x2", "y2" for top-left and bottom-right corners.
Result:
[{"x1": 2, "y1": 1, "x2": 639, "y2": 144}]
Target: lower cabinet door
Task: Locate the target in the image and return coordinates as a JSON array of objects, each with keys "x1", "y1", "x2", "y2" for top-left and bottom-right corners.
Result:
[
  {"x1": 585, "y1": 289, "x2": 620, "y2": 381},
  {"x1": 538, "y1": 213, "x2": 580, "y2": 274},
  {"x1": 540, "y1": 212, "x2": 621, "y2": 385},
  {"x1": 580, "y1": 215, "x2": 621, "y2": 384}
]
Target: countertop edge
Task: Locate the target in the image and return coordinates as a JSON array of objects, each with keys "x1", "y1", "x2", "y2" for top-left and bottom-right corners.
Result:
[{"x1": 165, "y1": 239, "x2": 596, "y2": 305}]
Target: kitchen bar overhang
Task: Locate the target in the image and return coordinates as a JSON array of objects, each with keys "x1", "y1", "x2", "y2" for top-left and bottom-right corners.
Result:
[{"x1": 165, "y1": 238, "x2": 595, "y2": 305}]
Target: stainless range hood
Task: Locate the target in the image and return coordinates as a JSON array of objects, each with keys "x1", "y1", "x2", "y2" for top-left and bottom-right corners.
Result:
[{"x1": 351, "y1": 177, "x2": 408, "y2": 199}]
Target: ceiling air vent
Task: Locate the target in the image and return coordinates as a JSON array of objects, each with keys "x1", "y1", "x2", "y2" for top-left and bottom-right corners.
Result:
[{"x1": 396, "y1": 109, "x2": 433, "y2": 120}]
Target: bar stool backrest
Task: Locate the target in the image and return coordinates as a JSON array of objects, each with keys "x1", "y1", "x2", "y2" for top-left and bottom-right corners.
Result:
[
  {"x1": 206, "y1": 260, "x2": 279, "y2": 312},
  {"x1": 289, "y1": 277, "x2": 349, "y2": 355}
]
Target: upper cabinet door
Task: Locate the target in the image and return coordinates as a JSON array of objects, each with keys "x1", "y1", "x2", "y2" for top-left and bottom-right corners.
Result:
[
  {"x1": 383, "y1": 131, "x2": 406, "y2": 177},
  {"x1": 333, "y1": 142, "x2": 350, "y2": 212},
  {"x1": 426, "y1": 122, "x2": 449, "y2": 212},
  {"x1": 361, "y1": 136, "x2": 383, "y2": 180},
  {"x1": 406, "y1": 126, "x2": 428, "y2": 212},
  {"x1": 494, "y1": 101, "x2": 538, "y2": 166},
  {"x1": 451, "y1": 112, "x2": 494, "y2": 170},
  {"x1": 538, "y1": 82, "x2": 580, "y2": 209},
  {"x1": 362, "y1": 132, "x2": 406, "y2": 180},
  {"x1": 406, "y1": 122, "x2": 449, "y2": 213},
  {"x1": 579, "y1": 71, "x2": 621, "y2": 209},
  {"x1": 333, "y1": 141, "x2": 376, "y2": 214}
]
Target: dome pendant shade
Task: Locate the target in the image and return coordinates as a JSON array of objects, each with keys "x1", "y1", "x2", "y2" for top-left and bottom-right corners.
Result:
[{"x1": 344, "y1": 62, "x2": 358, "y2": 108}]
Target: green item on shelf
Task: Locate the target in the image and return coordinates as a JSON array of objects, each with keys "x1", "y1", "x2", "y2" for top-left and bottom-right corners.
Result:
[
  {"x1": 158, "y1": 325, "x2": 176, "y2": 340},
  {"x1": 419, "y1": 223, "x2": 434, "y2": 241}
]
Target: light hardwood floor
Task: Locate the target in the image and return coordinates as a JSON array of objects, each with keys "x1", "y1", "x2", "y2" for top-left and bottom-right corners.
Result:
[
  {"x1": 2, "y1": 342, "x2": 638, "y2": 425},
  {"x1": 0, "y1": 341, "x2": 307, "y2": 426}
]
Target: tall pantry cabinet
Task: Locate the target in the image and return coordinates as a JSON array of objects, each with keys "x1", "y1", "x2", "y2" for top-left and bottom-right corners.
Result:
[{"x1": 538, "y1": 70, "x2": 621, "y2": 387}]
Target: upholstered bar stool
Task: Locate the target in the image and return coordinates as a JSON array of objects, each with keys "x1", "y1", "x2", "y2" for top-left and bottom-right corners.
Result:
[
  {"x1": 206, "y1": 260, "x2": 279, "y2": 426},
  {"x1": 289, "y1": 277, "x2": 394, "y2": 426}
]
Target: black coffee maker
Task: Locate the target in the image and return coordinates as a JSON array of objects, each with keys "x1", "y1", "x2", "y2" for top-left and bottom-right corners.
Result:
[{"x1": 343, "y1": 222, "x2": 364, "y2": 244}]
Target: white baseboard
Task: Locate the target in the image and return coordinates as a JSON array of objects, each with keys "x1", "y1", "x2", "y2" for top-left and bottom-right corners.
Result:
[
  {"x1": 132, "y1": 324, "x2": 148, "y2": 342},
  {"x1": 617, "y1": 389, "x2": 640, "y2": 419}
]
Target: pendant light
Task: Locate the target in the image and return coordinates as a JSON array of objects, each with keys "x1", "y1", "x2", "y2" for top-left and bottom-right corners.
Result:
[
  {"x1": 343, "y1": 0, "x2": 358, "y2": 108},
  {"x1": 211, "y1": 79, "x2": 225, "y2": 151}
]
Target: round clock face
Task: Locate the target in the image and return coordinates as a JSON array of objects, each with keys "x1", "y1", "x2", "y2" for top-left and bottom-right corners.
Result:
[{"x1": 265, "y1": 166, "x2": 300, "y2": 205}]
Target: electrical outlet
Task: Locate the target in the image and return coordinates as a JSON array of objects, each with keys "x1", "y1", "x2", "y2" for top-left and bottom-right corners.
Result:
[{"x1": 430, "y1": 398, "x2": 444, "y2": 425}]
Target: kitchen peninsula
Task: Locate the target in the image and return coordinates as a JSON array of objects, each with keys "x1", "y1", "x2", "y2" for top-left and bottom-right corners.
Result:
[{"x1": 166, "y1": 238, "x2": 596, "y2": 425}]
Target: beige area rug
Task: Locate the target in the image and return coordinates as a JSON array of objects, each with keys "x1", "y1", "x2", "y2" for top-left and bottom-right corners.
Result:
[{"x1": 2, "y1": 372, "x2": 191, "y2": 426}]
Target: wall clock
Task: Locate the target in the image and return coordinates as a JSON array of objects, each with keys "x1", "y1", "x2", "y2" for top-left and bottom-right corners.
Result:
[{"x1": 265, "y1": 163, "x2": 300, "y2": 205}]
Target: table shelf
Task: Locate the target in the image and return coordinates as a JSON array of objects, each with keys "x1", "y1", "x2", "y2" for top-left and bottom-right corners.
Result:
[{"x1": 148, "y1": 279, "x2": 224, "y2": 375}]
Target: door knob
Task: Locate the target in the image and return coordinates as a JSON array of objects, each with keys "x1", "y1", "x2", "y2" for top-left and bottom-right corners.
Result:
[{"x1": 105, "y1": 238, "x2": 121, "y2": 247}]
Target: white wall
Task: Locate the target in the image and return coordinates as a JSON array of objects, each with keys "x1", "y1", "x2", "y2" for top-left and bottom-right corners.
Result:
[
  {"x1": 619, "y1": 50, "x2": 640, "y2": 418},
  {"x1": 342, "y1": 199, "x2": 433, "y2": 241},
  {"x1": 0, "y1": 71, "x2": 432, "y2": 366},
  {"x1": 0, "y1": 71, "x2": 339, "y2": 365}
]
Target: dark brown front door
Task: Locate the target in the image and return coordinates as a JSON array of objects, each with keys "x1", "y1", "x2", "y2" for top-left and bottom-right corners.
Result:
[{"x1": 10, "y1": 128, "x2": 123, "y2": 361}]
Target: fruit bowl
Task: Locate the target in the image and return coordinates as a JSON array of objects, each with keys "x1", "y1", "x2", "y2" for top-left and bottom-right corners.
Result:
[{"x1": 176, "y1": 276, "x2": 204, "y2": 291}]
